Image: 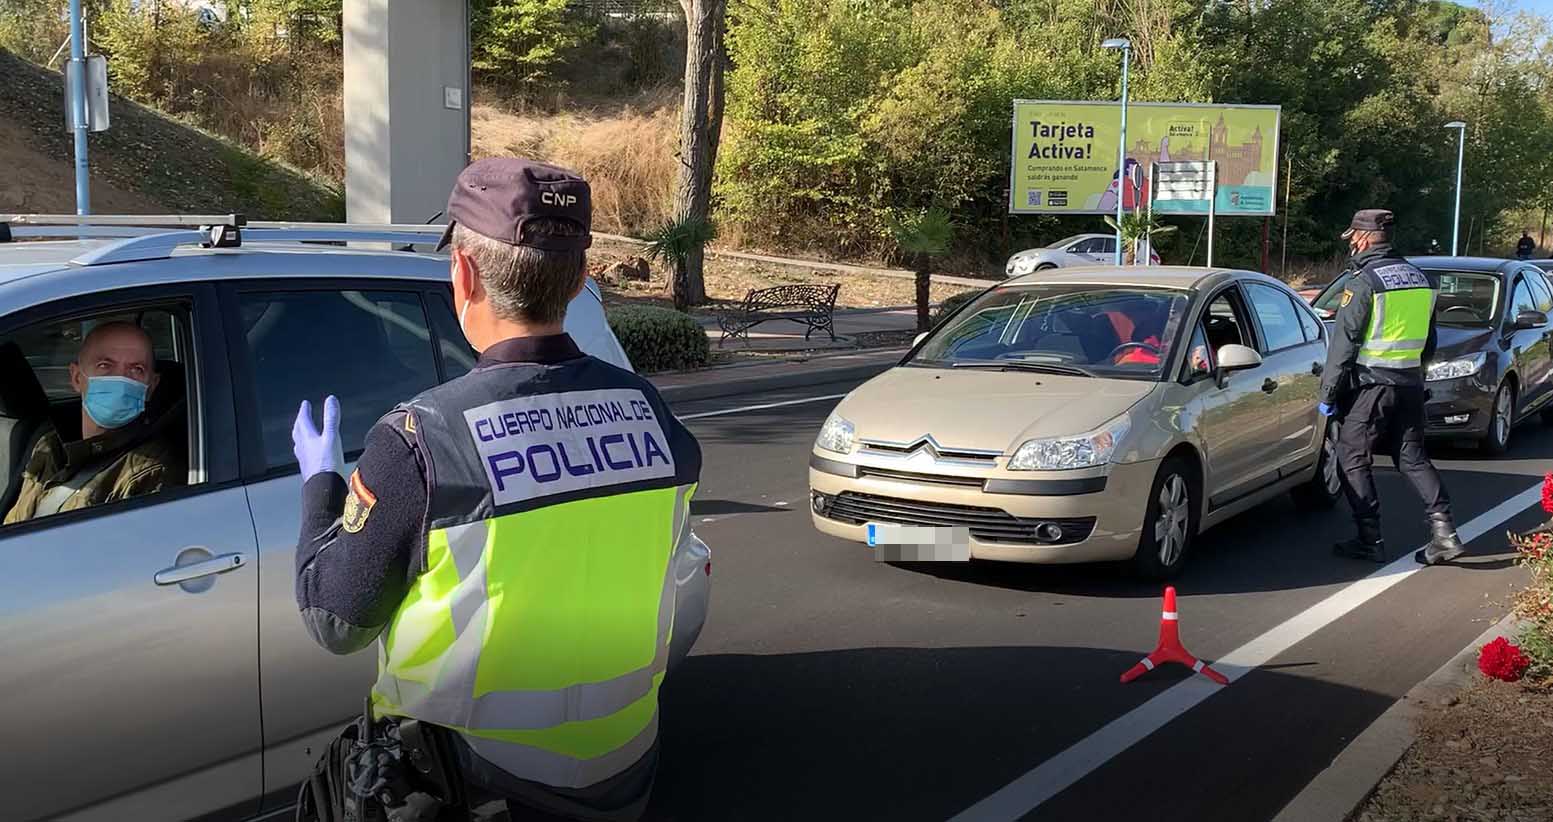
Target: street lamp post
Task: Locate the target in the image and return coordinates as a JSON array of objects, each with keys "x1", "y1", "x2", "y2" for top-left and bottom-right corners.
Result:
[
  {"x1": 1445, "y1": 121, "x2": 1466, "y2": 256},
  {"x1": 1102, "y1": 37, "x2": 1131, "y2": 265}
]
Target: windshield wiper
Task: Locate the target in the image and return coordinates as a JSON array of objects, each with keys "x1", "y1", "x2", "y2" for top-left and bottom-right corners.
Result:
[{"x1": 950, "y1": 359, "x2": 1095, "y2": 377}]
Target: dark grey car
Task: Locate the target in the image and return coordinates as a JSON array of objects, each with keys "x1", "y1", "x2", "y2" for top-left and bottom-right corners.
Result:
[{"x1": 1312, "y1": 256, "x2": 1553, "y2": 453}]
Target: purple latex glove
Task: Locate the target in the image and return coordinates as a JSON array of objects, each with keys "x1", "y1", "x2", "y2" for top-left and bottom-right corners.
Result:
[
  {"x1": 292, "y1": 395, "x2": 345, "y2": 481},
  {"x1": 1317, "y1": 402, "x2": 1334, "y2": 417}
]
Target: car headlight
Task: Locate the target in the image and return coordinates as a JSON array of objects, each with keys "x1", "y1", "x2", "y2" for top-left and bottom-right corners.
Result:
[
  {"x1": 1007, "y1": 413, "x2": 1132, "y2": 471},
  {"x1": 815, "y1": 413, "x2": 856, "y2": 454},
  {"x1": 1008, "y1": 256, "x2": 1038, "y2": 276},
  {"x1": 1425, "y1": 353, "x2": 1486, "y2": 382}
]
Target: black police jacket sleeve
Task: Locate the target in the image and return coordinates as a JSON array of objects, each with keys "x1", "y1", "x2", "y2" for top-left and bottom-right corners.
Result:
[
  {"x1": 295, "y1": 412, "x2": 427, "y2": 655},
  {"x1": 1320, "y1": 272, "x2": 1375, "y2": 405}
]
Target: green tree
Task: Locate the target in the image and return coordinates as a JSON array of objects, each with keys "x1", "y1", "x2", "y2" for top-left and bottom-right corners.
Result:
[
  {"x1": 470, "y1": 0, "x2": 593, "y2": 87},
  {"x1": 889, "y1": 206, "x2": 954, "y2": 331}
]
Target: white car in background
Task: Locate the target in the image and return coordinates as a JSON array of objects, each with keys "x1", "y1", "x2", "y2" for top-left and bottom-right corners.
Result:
[{"x1": 1006, "y1": 233, "x2": 1160, "y2": 278}]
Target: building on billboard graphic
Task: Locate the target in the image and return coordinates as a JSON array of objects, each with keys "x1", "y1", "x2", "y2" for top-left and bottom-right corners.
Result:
[{"x1": 1009, "y1": 100, "x2": 1280, "y2": 217}]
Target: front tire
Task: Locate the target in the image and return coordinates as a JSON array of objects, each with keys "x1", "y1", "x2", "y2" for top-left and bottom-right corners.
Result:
[
  {"x1": 1292, "y1": 421, "x2": 1342, "y2": 511},
  {"x1": 1131, "y1": 457, "x2": 1198, "y2": 579},
  {"x1": 1034, "y1": 262, "x2": 1058, "y2": 272},
  {"x1": 1481, "y1": 382, "x2": 1514, "y2": 455}
]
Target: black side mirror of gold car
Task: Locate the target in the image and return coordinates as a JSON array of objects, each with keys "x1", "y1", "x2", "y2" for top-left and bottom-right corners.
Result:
[{"x1": 1513, "y1": 309, "x2": 1548, "y2": 331}]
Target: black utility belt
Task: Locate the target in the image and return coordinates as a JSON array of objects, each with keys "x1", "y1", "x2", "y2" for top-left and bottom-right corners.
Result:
[{"x1": 296, "y1": 700, "x2": 468, "y2": 822}]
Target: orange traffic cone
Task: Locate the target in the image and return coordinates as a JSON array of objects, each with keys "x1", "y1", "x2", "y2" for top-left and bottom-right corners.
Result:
[{"x1": 1120, "y1": 586, "x2": 1229, "y2": 686}]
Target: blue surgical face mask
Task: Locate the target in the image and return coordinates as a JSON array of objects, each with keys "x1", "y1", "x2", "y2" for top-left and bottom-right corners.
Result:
[{"x1": 83, "y1": 376, "x2": 148, "y2": 430}]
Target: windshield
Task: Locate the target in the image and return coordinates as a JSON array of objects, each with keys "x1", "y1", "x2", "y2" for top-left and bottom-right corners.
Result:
[
  {"x1": 1312, "y1": 268, "x2": 1500, "y2": 327},
  {"x1": 1045, "y1": 234, "x2": 1089, "y2": 250},
  {"x1": 912, "y1": 285, "x2": 1187, "y2": 380}
]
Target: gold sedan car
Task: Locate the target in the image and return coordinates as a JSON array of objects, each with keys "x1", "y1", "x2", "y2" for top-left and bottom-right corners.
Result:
[{"x1": 809, "y1": 267, "x2": 1341, "y2": 577}]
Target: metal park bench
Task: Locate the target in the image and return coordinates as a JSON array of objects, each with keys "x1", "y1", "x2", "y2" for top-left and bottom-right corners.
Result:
[{"x1": 716, "y1": 283, "x2": 840, "y2": 345}]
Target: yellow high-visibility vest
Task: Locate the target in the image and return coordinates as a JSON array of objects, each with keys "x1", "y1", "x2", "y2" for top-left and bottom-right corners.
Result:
[{"x1": 1357, "y1": 264, "x2": 1436, "y2": 370}]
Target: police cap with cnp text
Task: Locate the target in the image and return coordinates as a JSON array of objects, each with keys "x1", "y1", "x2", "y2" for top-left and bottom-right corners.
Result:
[
  {"x1": 436, "y1": 157, "x2": 592, "y2": 252},
  {"x1": 1341, "y1": 208, "x2": 1395, "y2": 239}
]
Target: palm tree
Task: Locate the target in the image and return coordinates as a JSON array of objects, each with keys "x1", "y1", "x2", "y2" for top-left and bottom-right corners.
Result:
[
  {"x1": 1104, "y1": 212, "x2": 1177, "y2": 265},
  {"x1": 644, "y1": 216, "x2": 718, "y2": 311},
  {"x1": 890, "y1": 207, "x2": 954, "y2": 331}
]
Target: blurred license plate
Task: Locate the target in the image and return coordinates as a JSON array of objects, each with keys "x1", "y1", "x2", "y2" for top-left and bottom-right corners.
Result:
[{"x1": 865, "y1": 523, "x2": 970, "y2": 562}]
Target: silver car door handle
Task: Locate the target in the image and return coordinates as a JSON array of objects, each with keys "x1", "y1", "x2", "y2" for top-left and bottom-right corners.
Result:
[{"x1": 154, "y1": 552, "x2": 248, "y2": 586}]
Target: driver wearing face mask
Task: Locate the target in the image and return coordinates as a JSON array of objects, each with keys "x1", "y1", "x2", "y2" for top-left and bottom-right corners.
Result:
[{"x1": 4, "y1": 321, "x2": 173, "y2": 524}]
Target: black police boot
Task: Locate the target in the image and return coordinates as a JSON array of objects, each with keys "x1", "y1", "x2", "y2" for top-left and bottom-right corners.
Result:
[
  {"x1": 1415, "y1": 513, "x2": 1466, "y2": 566},
  {"x1": 1334, "y1": 518, "x2": 1387, "y2": 563}
]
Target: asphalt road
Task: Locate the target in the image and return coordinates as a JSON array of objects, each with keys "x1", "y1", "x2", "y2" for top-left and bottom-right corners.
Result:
[{"x1": 640, "y1": 377, "x2": 1547, "y2": 822}]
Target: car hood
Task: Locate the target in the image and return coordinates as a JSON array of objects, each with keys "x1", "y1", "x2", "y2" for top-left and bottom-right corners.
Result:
[
  {"x1": 1432, "y1": 325, "x2": 1495, "y2": 361},
  {"x1": 833, "y1": 366, "x2": 1155, "y2": 453},
  {"x1": 1318, "y1": 322, "x2": 1496, "y2": 364}
]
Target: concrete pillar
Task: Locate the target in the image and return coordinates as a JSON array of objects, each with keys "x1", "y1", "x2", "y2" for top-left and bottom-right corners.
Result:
[{"x1": 344, "y1": 0, "x2": 470, "y2": 225}]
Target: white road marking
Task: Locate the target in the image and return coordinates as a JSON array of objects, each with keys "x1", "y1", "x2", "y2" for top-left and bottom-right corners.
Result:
[
  {"x1": 678, "y1": 393, "x2": 849, "y2": 420},
  {"x1": 951, "y1": 481, "x2": 1543, "y2": 822}
]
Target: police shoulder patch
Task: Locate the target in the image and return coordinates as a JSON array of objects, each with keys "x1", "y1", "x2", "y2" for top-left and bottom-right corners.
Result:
[
  {"x1": 1340, "y1": 289, "x2": 1353, "y2": 307},
  {"x1": 341, "y1": 470, "x2": 377, "y2": 533}
]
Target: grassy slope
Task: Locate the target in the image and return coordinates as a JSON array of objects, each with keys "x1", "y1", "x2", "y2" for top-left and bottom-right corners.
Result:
[{"x1": 0, "y1": 49, "x2": 343, "y2": 220}]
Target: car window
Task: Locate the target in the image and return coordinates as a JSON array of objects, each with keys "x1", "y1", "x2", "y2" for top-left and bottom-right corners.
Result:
[
  {"x1": 428, "y1": 291, "x2": 478, "y2": 380},
  {"x1": 1294, "y1": 295, "x2": 1322, "y2": 343},
  {"x1": 1, "y1": 303, "x2": 197, "y2": 528},
  {"x1": 1183, "y1": 322, "x2": 1214, "y2": 380},
  {"x1": 910, "y1": 284, "x2": 1188, "y2": 380},
  {"x1": 1100, "y1": 237, "x2": 1117, "y2": 254},
  {"x1": 1526, "y1": 269, "x2": 1553, "y2": 314},
  {"x1": 1430, "y1": 270, "x2": 1500, "y2": 327},
  {"x1": 1070, "y1": 238, "x2": 1100, "y2": 254},
  {"x1": 1201, "y1": 288, "x2": 1251, "y2": 355},
  {"x1": 1245, "y1": 283, "x2": 1306, "y2": 352},
  {"x1": 1510, "y1": 276, "x2": 1538, "y2": 323},
  {"x1": 1312, "y1": 269, "x2": 1356, "y2": 318},
  {"x1": 239, "y1": 289, "x2": 442, "y2": 471}
]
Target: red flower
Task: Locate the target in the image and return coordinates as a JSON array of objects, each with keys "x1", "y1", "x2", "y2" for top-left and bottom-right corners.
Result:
[
  {"x1": 1478, "y1": 637, "x2": 1531, "y2": 682},
  {"x1": 1542, "y1": 472, "x2": 1553, "y2": 515}
]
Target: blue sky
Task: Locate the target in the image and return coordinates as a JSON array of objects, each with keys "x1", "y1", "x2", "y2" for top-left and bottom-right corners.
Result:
[{"x1": 1478, "y1": 0, "x2": 1553, "y2": 17}]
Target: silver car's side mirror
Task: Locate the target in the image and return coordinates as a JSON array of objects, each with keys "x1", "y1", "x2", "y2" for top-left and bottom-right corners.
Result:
[
  {"x1": 1216, "y1": 343, "x2": 1263, "y2": 372},
  {"x1": 913, "y1": 332, "x2": 928, "y2": 347}
]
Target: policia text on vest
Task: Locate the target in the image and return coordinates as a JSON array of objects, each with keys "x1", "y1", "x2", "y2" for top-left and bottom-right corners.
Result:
[{"x1": 293, "y1": 335, "x2": 702, "y2": 821}]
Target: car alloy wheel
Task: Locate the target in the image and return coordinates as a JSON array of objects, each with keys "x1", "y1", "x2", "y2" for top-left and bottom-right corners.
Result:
[
  {"x1": 1484, "y1": 383, "x2": 1514, "y2": 455},
  {"x1": 1155, "y1": 474, "x2": 1191, "y2": 567}
]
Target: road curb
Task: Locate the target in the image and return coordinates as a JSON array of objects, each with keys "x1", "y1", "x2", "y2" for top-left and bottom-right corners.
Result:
[
  {"x1": 1271, "y1": 614, "x2": 1521, "y2": 822},
  {"x1": 653, "y1": 353, "x2": 901, "y2": 404}
]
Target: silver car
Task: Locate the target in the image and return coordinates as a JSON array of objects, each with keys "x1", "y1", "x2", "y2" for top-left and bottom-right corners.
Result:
[
  {"x1": 0, "y1": 216, "x2": 710, "y2": 821},
  {"x1": 1005, "y1": 233, "x2": 1160, "y2": 277}
]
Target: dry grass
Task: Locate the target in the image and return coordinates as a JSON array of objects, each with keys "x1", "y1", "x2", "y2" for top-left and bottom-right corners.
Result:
[
  {"x1": 471, "y1": 86, "x2": 681, "y2": 237},
  {"x1": 586, "y1": 238, "x2": 979, "y2": 314}
]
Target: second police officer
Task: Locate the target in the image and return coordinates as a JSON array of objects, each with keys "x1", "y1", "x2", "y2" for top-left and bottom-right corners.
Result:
[{"x1": 1319, "y1": 209, "x2": 1466, "y2": 566}]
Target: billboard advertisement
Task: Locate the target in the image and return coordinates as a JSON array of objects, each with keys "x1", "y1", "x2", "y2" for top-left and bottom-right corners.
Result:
[{"x1": 1009, "y1": 100, "x2": 1281, "y2": 217}]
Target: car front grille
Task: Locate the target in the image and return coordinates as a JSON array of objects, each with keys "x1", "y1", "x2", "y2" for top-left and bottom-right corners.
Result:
[{"x1": 821, "y1": 491, "x2": 1095, "y2": 546}]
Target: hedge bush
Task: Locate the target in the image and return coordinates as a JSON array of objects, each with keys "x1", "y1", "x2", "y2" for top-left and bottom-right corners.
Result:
[
  {"x1": 933, "y1": 290, "x2": 979, "y2": 325},
  {"x1": 607, "y1": 305, "x2": 711, "y2": 374}
]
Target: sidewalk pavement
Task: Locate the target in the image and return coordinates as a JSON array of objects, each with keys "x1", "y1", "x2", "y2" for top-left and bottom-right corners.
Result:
[
  {"x1": 696, "y1": 306, "x2": 921, "y2": 353},
  {"x1": 651, "y1": 346, "x2": 907, "y2": 404}
]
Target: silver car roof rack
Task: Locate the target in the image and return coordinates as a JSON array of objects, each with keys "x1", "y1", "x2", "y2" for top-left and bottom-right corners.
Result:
[{"x1": 0, "y1": 213, "x2": 448, "y2": 265}]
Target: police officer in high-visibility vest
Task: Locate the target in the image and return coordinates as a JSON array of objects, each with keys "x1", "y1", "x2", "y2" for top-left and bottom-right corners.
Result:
[
  {"x1": 290, "y1": 157, "x2": 702, "y2": 820},
  {"x1": 1319, "y1": 209, "x2": 1465, "y2": 566}
]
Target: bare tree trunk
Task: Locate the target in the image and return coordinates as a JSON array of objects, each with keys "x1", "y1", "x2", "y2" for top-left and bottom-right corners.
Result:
[
  {"x1": 672, "y1": 0, "x2": 727, "y2": 309},
  {"x1": 915, "y1": 254, "x2": 932, "y2": 332}
]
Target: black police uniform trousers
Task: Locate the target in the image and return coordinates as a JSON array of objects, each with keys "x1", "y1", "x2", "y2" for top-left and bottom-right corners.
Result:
[{"x1": 1334, "y1": 383, "x2": 1451, "y2": 523}]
